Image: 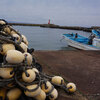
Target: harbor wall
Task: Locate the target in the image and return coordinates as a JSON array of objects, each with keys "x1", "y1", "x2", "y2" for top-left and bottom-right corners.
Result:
[{"x1": 8, "y1": 23, "x2": 100, "y2": 32}]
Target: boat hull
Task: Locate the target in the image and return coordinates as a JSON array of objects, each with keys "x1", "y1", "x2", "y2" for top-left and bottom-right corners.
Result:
[{"x1": 64, "y1": 36, "x2": 100, "y2": 50}]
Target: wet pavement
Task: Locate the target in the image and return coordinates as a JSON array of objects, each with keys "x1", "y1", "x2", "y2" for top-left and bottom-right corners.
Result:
[{"x1": 34, "y1": 50, "x2": 100, "y2": 100}]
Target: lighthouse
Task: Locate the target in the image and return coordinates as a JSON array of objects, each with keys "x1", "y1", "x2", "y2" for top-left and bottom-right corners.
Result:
[{"x1": 48, "y1": 19, "x2": 50, "y2": 24}]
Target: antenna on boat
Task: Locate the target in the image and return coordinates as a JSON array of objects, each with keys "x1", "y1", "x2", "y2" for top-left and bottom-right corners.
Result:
[{"x1": 60, "y1": 36, "x2": 65, "y2": 42}]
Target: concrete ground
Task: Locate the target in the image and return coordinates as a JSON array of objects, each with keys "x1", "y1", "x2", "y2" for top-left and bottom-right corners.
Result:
[{"x1": 34, "y1": 50, "x2": 100, "y2": 100}]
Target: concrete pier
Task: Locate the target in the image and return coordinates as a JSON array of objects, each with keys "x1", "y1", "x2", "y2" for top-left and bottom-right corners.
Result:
[
  {"x1": 34, "y1": 50, "x2": 100, "y2": 100},
  {"x1": 8, "y1": 23, "x2": 92, "y2": 32}
]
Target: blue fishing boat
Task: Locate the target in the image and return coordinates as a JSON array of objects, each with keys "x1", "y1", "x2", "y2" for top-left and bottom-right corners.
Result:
[
  {"x1": 63, "y1": 33, "x2": 100, "y2": 50},
  {"x1": 92, "y1": 29, "x2": 100, "y2": 37}
]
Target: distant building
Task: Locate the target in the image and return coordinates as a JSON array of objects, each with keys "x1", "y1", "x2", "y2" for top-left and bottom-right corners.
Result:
[{"x1": 48, "y1": 19, "x2": 50, "y2": 24}]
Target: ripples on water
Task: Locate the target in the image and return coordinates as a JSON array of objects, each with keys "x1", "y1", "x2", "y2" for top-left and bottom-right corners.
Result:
[{"x1": 13, "y1": 26, "x2": 91, "y2": 50}]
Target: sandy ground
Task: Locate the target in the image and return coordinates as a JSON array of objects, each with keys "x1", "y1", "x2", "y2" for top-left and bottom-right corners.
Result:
[{"x1": 34, "y1": 50, "x2": 100, "y2": 100}]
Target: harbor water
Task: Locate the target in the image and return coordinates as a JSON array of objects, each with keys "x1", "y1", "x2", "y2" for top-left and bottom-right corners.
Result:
[{"x1": 13, "y1": 26, "x2": 91, "y2": 50}]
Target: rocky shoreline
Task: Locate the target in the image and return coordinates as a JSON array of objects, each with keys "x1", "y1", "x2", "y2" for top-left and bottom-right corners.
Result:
[{"x1": 8, "y1": 23, "x2": 100, "y2": 32}]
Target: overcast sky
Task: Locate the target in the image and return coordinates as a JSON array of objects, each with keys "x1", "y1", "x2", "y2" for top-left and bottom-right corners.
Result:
[{"x1": 0, "y1": 0, "x2": 100, "y2": 26}]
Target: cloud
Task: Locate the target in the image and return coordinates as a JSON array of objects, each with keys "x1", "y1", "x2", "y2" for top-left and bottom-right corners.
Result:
[{"x1": 0, "y1": 0, "x2": 100, "y2": 26}]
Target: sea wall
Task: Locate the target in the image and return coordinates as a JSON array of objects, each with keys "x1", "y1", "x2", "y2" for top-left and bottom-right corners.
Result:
[
  {"x1": 8, "y1": 23, "x2": 99, "y2": 32},
  {"x1": 8, "y1": 23, "x2": 41, "y2": 26},
  {"x1": 40, "y1": 24, "x2": 92, "y2": 32}
]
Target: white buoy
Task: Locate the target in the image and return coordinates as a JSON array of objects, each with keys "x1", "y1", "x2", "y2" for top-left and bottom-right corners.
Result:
[
  {"x1": 1, "y1": 31, "x2": 6, "y2": 35},
  {"x1": 23, "y1": 52, "x2": 32, "y2": 65},
  {"x1": 20, "y1": 42, "x2": 28, "y2": 52},
  {"x1": 24, "y1": 84, "x2": 41, "y2": 97},
  {"x1": 0, "y1": 68, "x2": 14, "y2": 79},
  {"x1": 3, "y1": 26, "x2": 11, "y2": 34},
  {"x1": 0, "y1": 20, "x2": 6, "y2": 25},
  {"x1": 66, "y1": 82, "x2": 76, "y2": 93},
  {"x1": 22, "y1": 35, "x2": 28, "y2": 45},
  {"x1": 32, "y1": 68, "x2": 39, "y2": 74},
  {"x1": 35, "y1": 90, "x2": 46, "y2": 100},
  {"x1": 22, "y1": 69, "x2": 36, "y2": 83},
  {"x1": 0, "y1": 43, "x2": 15, "y2": 55},
  {"x1": 11, "y1": 30, "x2": 17, "y2": 35},
  {"x1": 41, "y1": 81, "x2": 52, "y2": 93},
  {"x1": 12, "y1": 34, "x2": 20, "y2": 42},
  {"x1": 51, "y1": 76, "x2": 64, "y2": 85},
  {"x1": 49, "y1": 88, "x2": 58, "y2": 100},
  {"x1": 6, "y1": 50, "x2": 24, "y2": 64},
  {"x1": 7, "y1": 88, "x2": 22, "y2": 100}
]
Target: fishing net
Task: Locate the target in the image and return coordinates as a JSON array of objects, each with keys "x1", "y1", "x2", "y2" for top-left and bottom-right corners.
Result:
[{"x1": 0, "y1": 19, "x2": 76, "y2": 100}]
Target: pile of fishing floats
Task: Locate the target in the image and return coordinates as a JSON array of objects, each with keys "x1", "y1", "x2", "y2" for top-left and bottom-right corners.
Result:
[{"x1": 0, "y1": 19, "x2": 76, "y2": 100}]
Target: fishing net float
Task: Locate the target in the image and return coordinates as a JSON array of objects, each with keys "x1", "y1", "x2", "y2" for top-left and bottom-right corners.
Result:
[{"x1": 0, "y1": 19, "x2": 76, "y2": 100}]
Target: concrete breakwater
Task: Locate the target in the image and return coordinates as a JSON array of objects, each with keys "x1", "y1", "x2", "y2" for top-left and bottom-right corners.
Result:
[
  {"x1": 8, "y1": 23, "x2": 41, "y2": 26},
  {"x1": 40, "y1": 24, "x2": 92, "y2": 32},
  {"x1": 8, "y1": 23, "x2": 100, "y2": 32}
]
